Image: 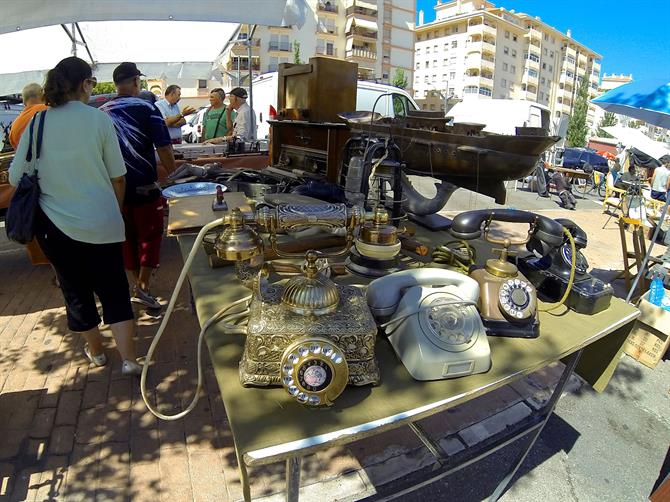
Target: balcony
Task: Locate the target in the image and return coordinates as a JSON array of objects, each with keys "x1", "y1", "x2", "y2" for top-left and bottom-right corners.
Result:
[
  {"x1": 317, "y1": 24, "x2": 338, "y2": 35},
  {"x1": 525, "y1": 58, "x2": 540, "y2": 71},
  {"x1": 347, "y1": 27, "x2": 377, "y2": 40},
  {"x1": 480, "y1": 74, "x2": 494, "y2": 86},
  {"x1": 346, "y1": 48, "x2": 377, "y2": 61},
  {"x1": 316, "y1": 47, "x2": 338, "y2": 57},
  {"x1": 480, "y1": 58, "x2": 495, "y2": 73},
  {"x1": 226, "y1": 61, "x2": 260, "y2": 72},
  {"x1": 469, "y1": 23, "x2": 497, "y2": 38},
  {"x1": 346, "y1": 6, "x2": 378, "y2": 18},
  {"x1": 268, "y1": 42, "x2": 293, "y2": 52},
  {"x1": 562, "y1": 103, "x2": 572, "y2": 115},
  {"x1": 526, "y1": 27, "x2": 542, "y2": 41},
  {"x1": 317, "y1": 2, "x2": 338, "y2": 14},
  {"x1": 464, "y1": 74, "x2": 482, "y2": 87},
  {"x1": 523, "y1": 71, "x2": 539, "y2": 85},
  {"x1": 563, "y1": 46, "x2": 577, "y2": 58},
  {"x1": 465, "y1": 55, "x2": 482, "y2": 71}
]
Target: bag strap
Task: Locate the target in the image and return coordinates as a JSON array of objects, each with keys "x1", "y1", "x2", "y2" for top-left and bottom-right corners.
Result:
[
  {"x1": 35, "y1": 110, "x2": 47, "y2": 161},
  {"x1": 25, "y1": 113, "x2": 38, "y2": 162},
  {"x1": 212, "y1": 108, "x2": 225, "y2": 138}
]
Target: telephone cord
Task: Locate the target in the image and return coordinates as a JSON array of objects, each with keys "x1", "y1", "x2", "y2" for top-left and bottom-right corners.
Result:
[
  {"x1": 538, "y1": 228, "x2": 576, "y2": 312},
  {"x1": 140, "y1": 217, "x2": 252, "y2": 421},
  {"x1": 379, "y1": 299, "x2": 477, "y2": 334},
  {"x1": 432, "y1": 240, "x2": 476, "y2": 274}
]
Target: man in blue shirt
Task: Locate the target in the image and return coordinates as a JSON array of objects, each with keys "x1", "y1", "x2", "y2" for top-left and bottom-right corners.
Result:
[
  {"x1": 101, "y1": 62, "x2": 177, "y2": 310},
  {"x1": 155, "y1": 85, "x2": 195, "y2": 144}
]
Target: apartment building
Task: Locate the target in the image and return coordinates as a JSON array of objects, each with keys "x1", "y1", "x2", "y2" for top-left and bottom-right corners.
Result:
[
  {"x1": 216, "y1": 0, "x2": 415, "y2": 89},
  {"x1": 413, "y1": 0, "x2": 602, "y2": 130}
]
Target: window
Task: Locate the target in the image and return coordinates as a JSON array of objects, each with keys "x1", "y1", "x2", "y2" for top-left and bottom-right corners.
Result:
[
  {"x1": 452, "y1": 40, "x2": 458, "y2": 48},
  {"x1": 505, "y1": 30, "x2": 510, "y2": 39},
  {"x1": 415, "y1": 62, "x2": 420, "y2": 69},
  {"x1": 198, "y1": 79, "x2": 207, "y2": 89},
  {"x1": 433, "y1": 60, "x2": 437, "y2": 68},
  {"x1": 452, "y1": 25, "x2": 459, "y2": 33},
  {"x1": 416, "y1": 48, "x2": 420, "y2": 54},
  {"x1": 528, "y1": 68, "x2": 538, "y2": 78},
  {"x1": 479, "y1": 87, "x2": 492, "y2": 96},
  {"x1": 415, "y1": 90, "x2": 420, "y2": 97},
  {"x1": 511, "y1": 49, "x2": 517, "y2": 57},
  {"x1": 426, "y1": 47, "x2": 431, "y2": 54},
  {"x1": 504, "y1": 46, "x2": 509, "y2": 55},
  {"x1": 541, "y1": 77, "x2": 546, "y2": 84},
  {"x1": 464, "y1": 85, "x2": 478, "y2": 94},
  {"x1": 501, "y1": 78, "x2": 507, "y2": 88},
  {"x1": 268, "y1": 56, "x2": 279, "y2": 72},
  {"x1": 542, "y1": 62, "x2": 546, "y2": 69},
  {"x1": 443, "y1": 58, "x2": 448, "y2": 64},
  {"x1": 555, "y1": 111, "x2": 561, "y2": 118},
  {"x1": 450, "y1": 71, "x2": 456, "y2": 79},
  {"x1": 511, "y1": 64, "x2": 516, "y2": 73},
  {"x1": 544, "y1": 33, "x2": 549, "y2": 41},
  {"x1": 427, "y1": 32, "x2": 431, "y2": 39},
  {"x1": 444, "y1": 43, "x2": 449, "y2": 50},
  {"x1": 448, "y1": 87, "x2": 455, "y2": 96},
  {"x1": 539, "y1": 91, "x2": 544, "y2": 99},
  {"x1": 503, "y1": 62, "x2": 508, "y2": 71},
  {"x1": 417, "y1": 35, "x2": 422, "y2": 41},
  {"x1": 434, "y1": 44, "x2": 438, "y2": 51},
  {"x1": 512, "y1": 34, "x2": 517, "y2": 42},
  {"x1": 449, "y1": 56, "x2": 456, "y2": 66},
  {"x1": 550, "y1": 51, "x2": 554, "y2": 58},
  {"x1": 432, "y1": 74, "x2": 437, "y2": 82},
  {"x1": 424, "y1": 75, "x2": 429, "y2": 82},
  {"x1": 551, "y1": 36, "x2": 555, "y2": 44},
  {"x1": 424, "y1": 61, "x2": 429, "y2": 68},
  {"x1": 549, "y1": 65, "x2": 553, "y2": 72},
  {"x1": 442, "y1": 73, "x2": 447, "y2": 81},
  {"x1": 544, "y1": 48, "x2": 548, "y2": 55}
]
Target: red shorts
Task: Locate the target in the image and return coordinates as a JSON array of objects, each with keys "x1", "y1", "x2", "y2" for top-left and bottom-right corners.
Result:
[{"x1": 122, "y1": 197, "x2": 165, "y2": 270}]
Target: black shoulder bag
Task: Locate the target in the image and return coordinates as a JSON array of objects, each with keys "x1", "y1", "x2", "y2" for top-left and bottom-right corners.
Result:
[{"x1": 6, "y1": 110, "x2": 47, "y2": 244}]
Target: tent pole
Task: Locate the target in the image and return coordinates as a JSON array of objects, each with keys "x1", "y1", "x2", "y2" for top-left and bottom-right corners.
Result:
[
  {"x1": 625, "y1": 197, "x2": 670, "y2": 303},
  {"x1": 247, "y1": 24, "x2": 257, "y2": 139}
]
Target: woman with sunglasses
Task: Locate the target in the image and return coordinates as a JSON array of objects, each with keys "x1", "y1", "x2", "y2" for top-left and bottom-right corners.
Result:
[{"x1": 9, "y1": 56, "x2": 141, "y2": 376}]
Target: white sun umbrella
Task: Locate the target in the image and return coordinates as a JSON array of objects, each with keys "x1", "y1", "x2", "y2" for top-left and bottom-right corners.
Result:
[{"x1": 603, "y1": 125, "x2": 670, "y2": 162}]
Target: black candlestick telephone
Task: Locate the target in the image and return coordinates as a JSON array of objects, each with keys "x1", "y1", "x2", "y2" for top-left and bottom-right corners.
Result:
[
  {"x1": 450, "y1": 209, "x2": 564, "y2": 338},
  {"x1": 517, "y1": 218, "x2": 614, "y2": 315}
]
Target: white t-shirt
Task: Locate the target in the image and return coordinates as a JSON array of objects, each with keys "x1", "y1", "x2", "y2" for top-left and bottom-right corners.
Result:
[
  {"x1": 652, "y1": 165, "x2": 670, "y2": 192},
  {"x1": 232, "y1": 102, "x2": 255, "y2": 141},
  {"x1": 155, "y1": 98, "x2": 182, "y2": 140},
  {"x1": 9, "y1": 101, "x2": 126, "y2": 244}
]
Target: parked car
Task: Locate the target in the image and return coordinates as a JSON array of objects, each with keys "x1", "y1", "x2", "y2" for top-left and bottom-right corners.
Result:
[
  {"x1": 250, "y1": 72, "x2": 420, "y2": 139},
  {"x1": 181, "y1": 108, "x2": 207, "y2": 143},
  {"x1": 555, "y1": 147, "x2": 610, "y2": 174}
]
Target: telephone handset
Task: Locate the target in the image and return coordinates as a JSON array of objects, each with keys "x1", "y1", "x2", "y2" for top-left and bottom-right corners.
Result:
[
  {"x1": 367, "y1": 268, "x2": 491, "y2": 380},
  {"x1": 518, "y1": 218, "x2": 614, "y2": 314},
  {"x1": 450, "y1": 209, "x2": 565, "y2": 338}
]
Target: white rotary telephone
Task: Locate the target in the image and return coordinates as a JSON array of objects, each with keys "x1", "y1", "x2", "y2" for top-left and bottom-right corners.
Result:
[{"x1": 366, "y1": 268, "x2": 492, "y2": 380}]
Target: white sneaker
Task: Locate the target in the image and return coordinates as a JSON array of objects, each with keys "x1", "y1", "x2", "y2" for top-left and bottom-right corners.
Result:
[
  {"x1": 84, "y1": 344, "x2": 107, "y2": 367},
  {"x1": 122, "y1": 360, "x2": 142, "y2": 376},
  {"x1": 131, "y1": 287, "x2": 162, "y2": 310}
]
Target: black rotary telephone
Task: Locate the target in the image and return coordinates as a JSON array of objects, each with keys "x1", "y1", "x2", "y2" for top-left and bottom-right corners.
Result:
[
  {"x1": 450, "y1": 209, "x2": 564, "y2": 338},
  {"x1": 517, "y1": 218, "x2": 613, "y2": 315}
]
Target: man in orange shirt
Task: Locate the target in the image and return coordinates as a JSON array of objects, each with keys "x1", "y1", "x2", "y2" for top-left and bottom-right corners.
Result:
[
  {"x1": 9, "y1": 83, "x2": 48, "y2": 149},
  {"x1": 8, "y1": 83, "x2": 50, "y2": 266}
]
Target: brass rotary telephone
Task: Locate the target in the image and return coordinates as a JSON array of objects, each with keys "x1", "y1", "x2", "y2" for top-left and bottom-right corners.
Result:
[{"x1": 213, "y1": 203, "x2": 384, "y2": 406}]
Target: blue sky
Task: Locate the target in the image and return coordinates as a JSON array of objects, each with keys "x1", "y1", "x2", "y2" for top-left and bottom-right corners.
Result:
[{"x1": 416, "y1": 0, "x2": 669, "y2": 82}]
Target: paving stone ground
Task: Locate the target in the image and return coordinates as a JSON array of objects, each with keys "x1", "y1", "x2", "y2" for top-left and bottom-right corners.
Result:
[{"x1": 0, "y1": 194, "x2": 663, "y2": 501}]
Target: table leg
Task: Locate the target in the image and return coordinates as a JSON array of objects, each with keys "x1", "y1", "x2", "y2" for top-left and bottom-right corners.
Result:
[
  {"x1": 236, "y1": 449, "x2": 252, "y2": 502},
  {"x1": 286, "y1": 456, "x2": 302, "y2": 502},
  {"x1": 487, "y1": 349, "x2": 583, "y2": 502}
]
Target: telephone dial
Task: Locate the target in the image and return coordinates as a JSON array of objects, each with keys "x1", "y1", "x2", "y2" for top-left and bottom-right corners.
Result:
[
  {"x1": 518, "y1": 218, "x2": 613, "y2": 315},
  {"x1": 367, "y1": 268, "x2": 491, "y2": 380},
  {"x1": 450, "y1": 209, "x2": 564, "y2": 339}
]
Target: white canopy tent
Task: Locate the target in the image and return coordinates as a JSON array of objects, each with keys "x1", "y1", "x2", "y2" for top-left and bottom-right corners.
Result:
[
  {"x1": 0, "y1": 0, "x2": 305, "y2": 35},
  {"x1": 602, "y1": 125, "x2": 670, "y2": 162},
  {"x1": 0, "y1": 0, "x2": 307, "y2": 95}
]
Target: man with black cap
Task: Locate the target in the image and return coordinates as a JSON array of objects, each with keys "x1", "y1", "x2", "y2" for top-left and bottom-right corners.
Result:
[
  {"x1": 100, "y1": 62, "x2": 177, "y2": 310},
  {"x1": 205, "y1": 86, "x2": 255, "y2": 143}
]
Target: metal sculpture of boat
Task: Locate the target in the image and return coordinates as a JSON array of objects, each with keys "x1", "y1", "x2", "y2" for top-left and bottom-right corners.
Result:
[{"x1": 340, "y1": 111, "x2": 560, "y2": 204}]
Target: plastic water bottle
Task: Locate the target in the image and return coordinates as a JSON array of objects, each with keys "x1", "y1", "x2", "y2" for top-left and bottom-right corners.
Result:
[{"x1": 648, "y1": 273, "x2": 665, "y2": 306}]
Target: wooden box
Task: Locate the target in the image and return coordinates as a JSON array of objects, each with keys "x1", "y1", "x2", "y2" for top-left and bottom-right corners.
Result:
[{"x1": 277, "y1": 57, "x2": 357, "y2": 123}]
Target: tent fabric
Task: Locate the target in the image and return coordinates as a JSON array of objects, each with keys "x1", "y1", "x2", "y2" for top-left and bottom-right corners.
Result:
[
  {"x1": 352, "y1": 17, "x2": 379, "y2": 32},
  {"x1": 0, "y1": 0, "x2": 305, "y2": 34},
  {"x1": 603, "y1": 125, "x2": 670, "y2": 162},
  {"x1": 355, "y1": 0, "x2": 379, "y2": 11}
]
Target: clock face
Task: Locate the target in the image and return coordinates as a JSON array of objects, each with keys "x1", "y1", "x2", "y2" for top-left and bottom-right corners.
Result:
[{"x1": 297, "y1": 359, "x2": 333, "y2": 392}]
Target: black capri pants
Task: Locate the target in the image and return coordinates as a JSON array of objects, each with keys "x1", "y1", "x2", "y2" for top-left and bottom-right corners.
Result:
[{"x1": 35, "y1": 207, "x2": 134, "y2": 332}]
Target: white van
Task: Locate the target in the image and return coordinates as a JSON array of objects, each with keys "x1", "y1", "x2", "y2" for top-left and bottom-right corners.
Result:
[
  {"x1": 251, "y1": 72, "x2": 419, "y2": 139},
  {"x1": 447, "y1": 99, "x2": 550, "y2": 135}
]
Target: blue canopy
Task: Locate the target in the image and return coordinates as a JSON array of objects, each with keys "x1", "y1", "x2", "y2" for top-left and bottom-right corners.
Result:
[{"x1": 592, "y1": 79, "x2": 670, "y2": 129}]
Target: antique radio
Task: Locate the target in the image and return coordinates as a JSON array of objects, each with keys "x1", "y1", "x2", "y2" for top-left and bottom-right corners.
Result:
[
  {"x1": 214, "y1": 203, "x2": 384, "y2": 406},
  {"x1": 277, "y1": 57, "x2": 357, "y2": 123}
]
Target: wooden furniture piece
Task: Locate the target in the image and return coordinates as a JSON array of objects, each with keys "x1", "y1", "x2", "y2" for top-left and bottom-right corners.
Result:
[
  {"x1": 603, "y1": 172, "x2": 627, "y2": 228},
  {"x1": 277, "y1": 57, "x2": 357, "y2": 123},
  {"x1": 175, "y1": 224, "x2": 639, "y2": 502},
  {"x1": 268, "y1": 120, "x2": 350, "y2": 183},
  {"x1": 166, "y1": 193, "x2": 252, "y2": 236},
  {"x1": 617, "y1": 215, "x2": 658, "y2": 301}
]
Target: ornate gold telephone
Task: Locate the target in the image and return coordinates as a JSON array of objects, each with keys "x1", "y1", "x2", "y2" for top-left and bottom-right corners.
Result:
[
  {"x1": 450, "y1": 209, "x2": 565, "y2": 338},
  {"x1": 213, "y1": 203, "x2": 383, "y2": 406}
]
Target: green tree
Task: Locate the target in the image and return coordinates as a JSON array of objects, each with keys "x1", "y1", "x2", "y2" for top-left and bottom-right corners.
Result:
[
  {"x1": 293, "y1": 41, "x2": 302, "y2": 64},
  {"x1": 91, "y1": 81, "x2": 116, "y2": 95},
  {"x1": 392, "y1": 68, "x2": 408, "y2": 89},
  {"x1": 91, "y1": 80, "x2": 148, "y2": 95},
  {"x1": 596, "y1": 112, "x2": 617, "y2": 138},
  {"x1": 566, "y1": 77, "x2": 590, "y2": 147}
]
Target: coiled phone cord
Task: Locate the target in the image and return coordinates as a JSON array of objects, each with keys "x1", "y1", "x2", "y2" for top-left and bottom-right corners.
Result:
[
  {"x1": 140, "y1": 217, "x2": 252, "y2": 421},
  {"x1": 432, "y1": 240, "x2": 476, "y2": 274},
  {"x1": 538, "y1": 227, "x2": 577, "y2": 312}
]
